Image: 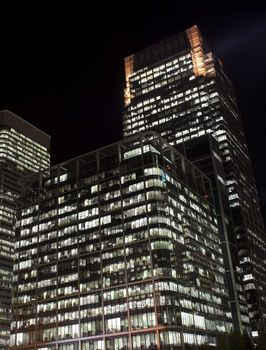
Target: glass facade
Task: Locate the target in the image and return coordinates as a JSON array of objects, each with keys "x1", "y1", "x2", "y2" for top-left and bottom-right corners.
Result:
[
  {"x1": 12, "y1": 133, "x2": 232, "y2": 349},
  {"x1": 0, "y1": 110, "x2": 50, "y2": 349},
  {"x1": 0, "y1": 127, "x2": 49, "y2": 173},
  {"x1": 123, "y1": 25, "x2": 266, "y2": 332},
  {"x1": 177, "y1": 135, "x2": 249, "y2": 332}
]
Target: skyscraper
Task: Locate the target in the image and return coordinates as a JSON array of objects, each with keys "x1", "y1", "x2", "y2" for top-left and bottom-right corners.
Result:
[
  {"x1": 12, "y1": 132, "x2": 232, "y2": 350},
  {"x1": 123, "y1": 25, "x2": 266, "y2": 333},
  {"x1": 0, "y1": 110, "x2": 50, "y2": 349},
  {"x1": 177, "y1": 134, "x2": 250, "y2": 333}
]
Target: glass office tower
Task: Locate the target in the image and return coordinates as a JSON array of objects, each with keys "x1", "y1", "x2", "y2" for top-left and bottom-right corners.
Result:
[
  {"x1": 123, "y1": 26, "x2": 266, "y2": 333},
  {"x1": 11, "y1": 132, "x2": 232, "y2": 350},
  {"x1": 176, "y1": 135, "x2": 250, "y2": 333},
  {"x1": 0, "y1": 110, "x2": 50, "y2": 349}
]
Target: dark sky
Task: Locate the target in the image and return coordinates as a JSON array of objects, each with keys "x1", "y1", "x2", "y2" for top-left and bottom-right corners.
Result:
[{"x1": 0, "y1": 3, "x2": 266, "y2": 219}]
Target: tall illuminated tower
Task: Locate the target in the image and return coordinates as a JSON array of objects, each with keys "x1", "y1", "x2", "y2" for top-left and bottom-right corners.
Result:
[
  {"x1": 0, "y1": 110, "x2": 50, "y2": 349},
  {"x1": 123, "y1": 25, "x2": 266, "y2": 334}
]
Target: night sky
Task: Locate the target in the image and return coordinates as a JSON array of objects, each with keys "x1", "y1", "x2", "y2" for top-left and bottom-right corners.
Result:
[{"x1": 0, "y1": 3, "x2": 266, "y2": 220}]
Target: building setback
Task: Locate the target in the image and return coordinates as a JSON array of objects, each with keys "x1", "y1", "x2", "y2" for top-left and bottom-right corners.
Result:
[
  {"x1": 123, "y1": 25, "x2": 266, "y2": 333},
  {"x1": 0, "y1": 110, "x2": 50, "y2": 349},
  {"x1": 12, "y1": 132, "x2": 232, "y2": 350}
]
